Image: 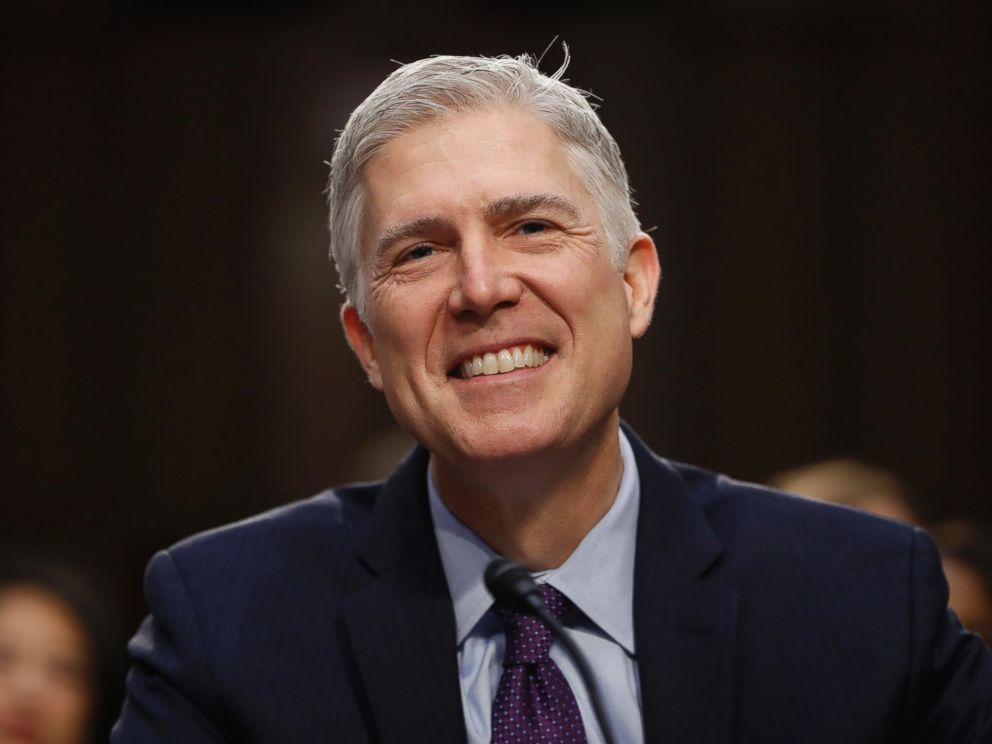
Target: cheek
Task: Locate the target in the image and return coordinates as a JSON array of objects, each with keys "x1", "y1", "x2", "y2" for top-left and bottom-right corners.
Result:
[
  {"x1": 373, "y1": 318, "x2": 427, "y2": 378},
  {"x1": 578, "y1": 268, "x2": 632, "y2": 335},
  {"x1": 369, "y1": 287, "x2": 450, "y2": 382},
  {"x1": 44, "y1": 683, "x2": 92, "y2": 741}
]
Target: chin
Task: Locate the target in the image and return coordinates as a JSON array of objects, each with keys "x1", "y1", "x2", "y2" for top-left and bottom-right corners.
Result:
[{"x1": 440, "y1": 419, "x2": 567, "y2": 466}]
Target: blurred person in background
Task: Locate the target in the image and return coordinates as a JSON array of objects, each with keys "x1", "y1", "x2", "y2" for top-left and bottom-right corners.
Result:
[
  {"x1": 769, "y1": 457, "x2": 921, "y2": 525},
  {"x1": 770, "y1": 461, "x2": 992, "y2": 645},
  {"x1": 348, "y1": 425, "x2": 418, "y2": 482},
  {"x1": 0, "y1": 560, "x2": 125, "y2": 744},
  {"x1": 931, "y1": 521, "x2": 992, "y2": 645}
]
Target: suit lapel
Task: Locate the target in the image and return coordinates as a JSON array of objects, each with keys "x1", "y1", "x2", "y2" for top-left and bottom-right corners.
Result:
[
  {"x1": 340, "y1": 447, "x2": 468, "y2": 744},
  {"x1": 626, "y1": 427, "x2": 739, "y2": 744}
]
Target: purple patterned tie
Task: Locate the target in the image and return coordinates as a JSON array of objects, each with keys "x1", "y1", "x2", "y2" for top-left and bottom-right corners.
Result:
[{"x1": 491, "y1": 583, "x2": 588, "y2": 743}]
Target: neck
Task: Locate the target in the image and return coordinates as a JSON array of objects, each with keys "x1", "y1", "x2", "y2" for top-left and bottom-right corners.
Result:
[{"x1": 431, "y1": 415, "x2": 623, "y2": 571}]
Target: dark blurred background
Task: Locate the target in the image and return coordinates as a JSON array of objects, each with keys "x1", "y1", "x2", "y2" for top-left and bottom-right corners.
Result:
[{"x1": 2, "y1": 1, "x2": 989, "y2": 637}]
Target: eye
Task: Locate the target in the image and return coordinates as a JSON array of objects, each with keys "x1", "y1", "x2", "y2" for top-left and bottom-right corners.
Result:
[
  {"x1": 518, "y1": 221, "x2": 548, "y2": 236},
  {"x1": 401, "y1": 244, "x2": 435, "y2": 263}
]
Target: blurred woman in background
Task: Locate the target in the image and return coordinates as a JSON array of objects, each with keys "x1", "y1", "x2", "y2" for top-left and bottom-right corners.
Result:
[{"x1": 0, "y1": 560, "x2": 124, "y2": 744}]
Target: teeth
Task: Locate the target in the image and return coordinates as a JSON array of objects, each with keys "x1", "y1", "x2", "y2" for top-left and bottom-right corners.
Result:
[
  {"x1": 458, "y1": 344, "x2": 552, "y2": 379},
  {"x1": 498, "y1": 350, "x2": 514, "y2": 373}
]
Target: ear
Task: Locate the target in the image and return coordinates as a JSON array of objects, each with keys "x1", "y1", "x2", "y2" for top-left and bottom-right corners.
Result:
[
  {"x1": 341, "y1": 302, "x2": 384, "y2": 390},
  {"x1": 623, "y1": 232, "x2": 662, "y2": 338}
]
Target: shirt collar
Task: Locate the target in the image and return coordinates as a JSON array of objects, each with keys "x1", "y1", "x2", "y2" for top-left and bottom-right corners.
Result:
[{"x1": 428, "y1": 429, "x2": 640, "y2": 654}]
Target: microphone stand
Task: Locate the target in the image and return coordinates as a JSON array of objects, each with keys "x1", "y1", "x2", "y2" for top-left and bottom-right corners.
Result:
[{"x1": 485, "y1": 558, "x2": 619, "y2": 744}]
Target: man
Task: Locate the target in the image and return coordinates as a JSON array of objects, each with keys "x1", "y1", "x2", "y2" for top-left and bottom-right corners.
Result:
[{"x1": 113, "y1": 54, "x2": 992, "y2": 743}]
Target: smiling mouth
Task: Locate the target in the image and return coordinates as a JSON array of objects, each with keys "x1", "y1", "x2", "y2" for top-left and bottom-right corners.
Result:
[{"x1": 452, "y1": 344, "x2": 553, "y2": 379}]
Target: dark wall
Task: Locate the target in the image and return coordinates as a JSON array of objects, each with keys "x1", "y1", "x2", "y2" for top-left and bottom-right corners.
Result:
[{"x1": 2, "y1": 2, "x2": 989, "y2": 632}]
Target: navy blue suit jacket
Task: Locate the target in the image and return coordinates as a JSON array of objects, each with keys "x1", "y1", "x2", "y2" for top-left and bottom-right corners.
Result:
[{"x1": 113, "y1": 428, "x2": 992, "y2": 742}]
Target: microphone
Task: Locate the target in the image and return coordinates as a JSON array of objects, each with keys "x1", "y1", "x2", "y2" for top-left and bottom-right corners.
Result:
[{"x1": 484, "y1": 558, "x2": 618, "y2": 744}]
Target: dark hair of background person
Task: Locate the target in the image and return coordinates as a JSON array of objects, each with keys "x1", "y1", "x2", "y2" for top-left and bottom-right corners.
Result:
[{"x1": 0, "y1": 557, "x2": 127, "y2": 743}]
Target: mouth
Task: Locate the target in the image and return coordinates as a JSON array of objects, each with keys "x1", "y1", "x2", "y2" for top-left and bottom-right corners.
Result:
[
  {"x1": 0, "y1": 715, "x2": 42, "y2": 743},
  {"x1": 450, "y1": 343, "x2": 554, "y2": 380}
]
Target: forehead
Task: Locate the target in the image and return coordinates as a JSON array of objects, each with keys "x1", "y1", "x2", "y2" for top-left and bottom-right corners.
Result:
[
  {"x1": 0, "y1": 586, "x2": 89, "y2": 657},
  {"x1": 360, "y1": 107, "x2": 590, "y2": 230}
]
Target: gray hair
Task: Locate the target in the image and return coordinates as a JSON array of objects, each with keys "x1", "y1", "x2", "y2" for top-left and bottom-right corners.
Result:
[{"x1": 326, "y1": 51, "x2": 641, "y2": 318}]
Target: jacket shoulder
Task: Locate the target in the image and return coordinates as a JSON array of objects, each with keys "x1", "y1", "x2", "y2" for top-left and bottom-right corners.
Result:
[
  {"x1": 156, "y1": 483, "x2": 383, "y2": 596},
  {"x1": 177, "y1": 483, "x2": 376, "y2": 548},
  {"x1": 670, "y1": 458, "x2": 917, "y2": 552}
]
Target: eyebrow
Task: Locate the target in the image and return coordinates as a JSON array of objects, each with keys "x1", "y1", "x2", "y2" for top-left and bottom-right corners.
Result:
[
  {"x1": 376, "y1": 215, "x2": 450, "y2": 259},
  {"x1": 483, "y1": 192, "x2": 581, "y2": 223},
  {"x1": 375, "y1": 192, "x2": 581, "y2": 260}
]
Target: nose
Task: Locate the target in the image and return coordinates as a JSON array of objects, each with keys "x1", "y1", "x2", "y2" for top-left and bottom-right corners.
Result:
[{"x1": 447, "y1": 236, "x2": 522, "y2": 317}]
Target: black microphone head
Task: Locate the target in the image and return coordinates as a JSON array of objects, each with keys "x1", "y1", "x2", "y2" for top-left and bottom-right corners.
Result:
[{"x1": 484, "y1": 558, "x2": 544, "y2": 615}]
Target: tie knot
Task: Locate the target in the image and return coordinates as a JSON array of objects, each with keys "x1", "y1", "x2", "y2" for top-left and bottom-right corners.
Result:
[{"x1": 494, "y1": 584, "x2": 571, "y2": 665}]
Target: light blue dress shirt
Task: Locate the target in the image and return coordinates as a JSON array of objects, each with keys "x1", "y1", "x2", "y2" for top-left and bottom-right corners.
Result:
[{"x1": 427, "y1": 429, "x2": 644, "y2": 744}]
